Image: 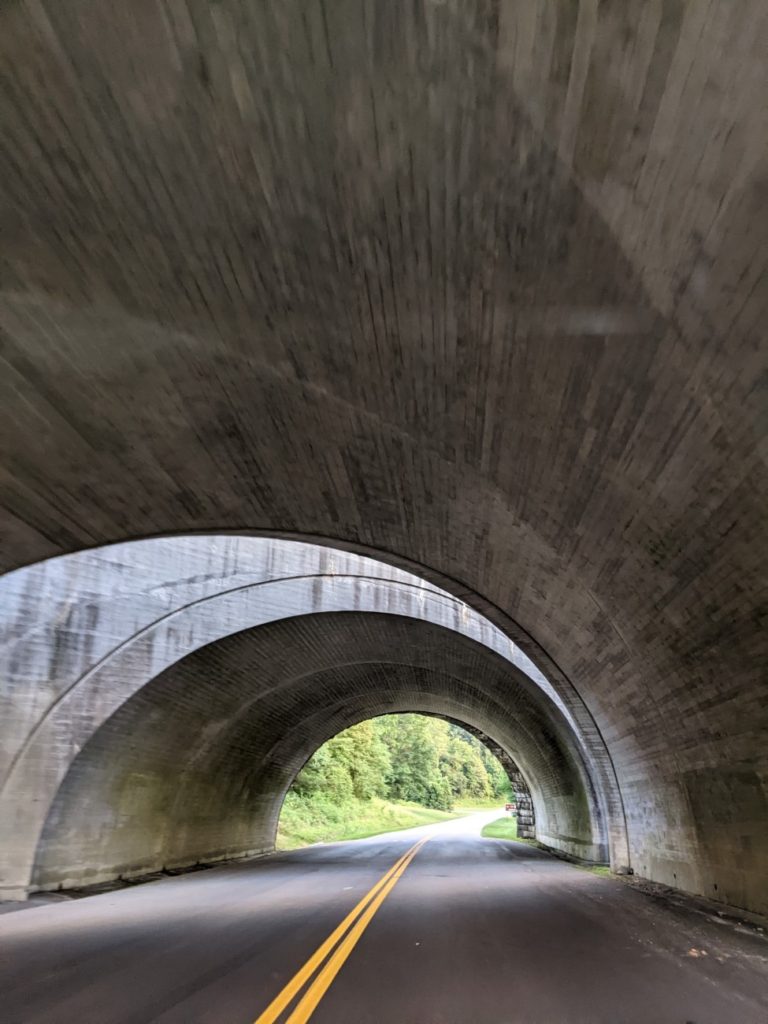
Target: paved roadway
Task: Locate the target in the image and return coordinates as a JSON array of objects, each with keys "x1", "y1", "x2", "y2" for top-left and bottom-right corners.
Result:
[{"x1": 1, "y1": 812, "x2": 767, "y2": 1023}]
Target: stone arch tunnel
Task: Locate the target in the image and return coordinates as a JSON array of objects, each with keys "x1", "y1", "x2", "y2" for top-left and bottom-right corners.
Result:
[{"x1": 0, "y1": 0, "x2": 766, "y2": 985}]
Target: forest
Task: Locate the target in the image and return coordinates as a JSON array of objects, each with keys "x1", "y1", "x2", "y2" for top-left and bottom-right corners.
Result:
[{"x1": 277, "y1": 713, "x2": 511, "y2": 848}]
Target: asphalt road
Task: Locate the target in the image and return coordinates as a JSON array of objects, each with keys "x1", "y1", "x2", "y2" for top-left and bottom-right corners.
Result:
[{"x1": 1, "y1": 812, "x2": 766, "y2": 1024}]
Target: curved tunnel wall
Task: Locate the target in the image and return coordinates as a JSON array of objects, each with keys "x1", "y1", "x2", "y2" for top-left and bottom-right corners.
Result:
[
  {"x1": 32, "y1": 613, "x2": 592, "y2": 891},
  {"x1": 1, "y1": 536, "x2": 619, "y2": 899},
  {"x1": 0, "y1": 0, "x2": 766, "y2": 917},
  {"x1": 2, "y1": 532, "x2": 766, "y2": 913}
]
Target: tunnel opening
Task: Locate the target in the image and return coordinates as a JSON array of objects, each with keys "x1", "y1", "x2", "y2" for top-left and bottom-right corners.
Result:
[
  {"x1": 0, "y1": 8, "x2": 766, "y2": 1018},
  {"x1": 0, "y1": 0, "x2": 765, "y2": 933},
  {"x1": 276, "y1": 712, "x2": 533, "y2": 851},
  {"x1": 29, "y1": 607, "x2": 601, "y2": 894},
  {"x1": 0, "y1": 534, "x2": 616, "y2": 899}
]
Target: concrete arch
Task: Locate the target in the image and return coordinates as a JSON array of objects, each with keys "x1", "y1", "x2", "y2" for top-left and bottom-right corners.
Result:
[
  {"x1": 31, "y1": 613, "x2": 592, "y2": 892},
  {"x1": 0, "y1": 0, "x2": 766, "y2": 919},
  {"x1": 0, "y1": 535, "x2": 625, "y2": 899}
]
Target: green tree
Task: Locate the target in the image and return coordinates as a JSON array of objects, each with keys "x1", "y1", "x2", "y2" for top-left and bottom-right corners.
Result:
[
  {"x1": 441, "y1": 732, "x2": 492, "y2": 800},
  {"x1": 290, "y1": 713, "x2": 510, "y2": 813},
  {"x1": 330, "y1": 720, "x2": 391, "y2": 800},
  {"x1": 291, "y1": 720, "x2": 391, "y2": 802},
  {"x1": 377, "y1": 715, "x2": 453, "y2": 809}
]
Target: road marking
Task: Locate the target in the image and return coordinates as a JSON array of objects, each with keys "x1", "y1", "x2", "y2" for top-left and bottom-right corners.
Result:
[
  {"x1": 285, "y1": 838, "x2": 427, "y2": 1023},
  {"x1": 253, "y1": 837, "x2": 428, "y2": 1024}
]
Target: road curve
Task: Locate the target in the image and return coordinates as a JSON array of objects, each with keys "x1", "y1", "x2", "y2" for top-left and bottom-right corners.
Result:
[{"x1": 1, "y1": 813, "x2": 766, "y2": 1023}]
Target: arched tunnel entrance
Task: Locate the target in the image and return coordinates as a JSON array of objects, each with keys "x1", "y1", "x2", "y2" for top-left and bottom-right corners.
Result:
[
  {"x1": 1, "y1": 534, "x2": 621, "y2": 898},
  {"x1": 33, "y1": 669, "x2": 549, "y2": 894},
  {"x1": 275, "y1": 711, "x2": 536, "y2": 849},
  {"x1": 1, "y1": 3, "x2": 766, "y2": 1016}
]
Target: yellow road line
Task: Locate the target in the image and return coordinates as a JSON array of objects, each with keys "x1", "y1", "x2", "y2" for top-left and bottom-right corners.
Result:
[
  {"x1": 285, "y1": 838, "x2": 428, "y2": 1024},
  {"x1": 253, "y1": 838, "x2": 428, "y2": 1024}
]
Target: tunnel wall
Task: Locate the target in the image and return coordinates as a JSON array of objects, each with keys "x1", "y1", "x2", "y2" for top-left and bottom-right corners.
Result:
[
  {"x1": 0, "y1": 0, "x2": 766, "y2": 916},
  {"x1": 31, "y1": 615, "x2": 599, "y2": 891},
  {"x1": 1, "y1": 537, "x2": 617, "y2": 898},
  {"x1": 2, "y1": 533, "x2": 766, "y2": 913}
]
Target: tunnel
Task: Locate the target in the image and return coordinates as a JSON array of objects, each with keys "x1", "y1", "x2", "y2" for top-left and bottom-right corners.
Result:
[
  {"x1": 1, "y1": 524, "x2": 765, "y2": 917},
  {"x1": 32, "y1": 622, "x2": 557, "y2": 891},
  {"x1": 2, "y1": 536, "x2": 618, "y2": 897},
  {"x1": 0, "y1": 0, "x2": 766, "y2": 977}
]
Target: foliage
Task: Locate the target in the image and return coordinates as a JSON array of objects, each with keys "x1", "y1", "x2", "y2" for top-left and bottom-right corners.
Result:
[
  {"x1": 278, "y1": 715, "x2": 512, "y2": 849},
  {"x1": 292, "y1": 720, "x2": 391, "y2": 803},
  {"x1": 287, "y1": 714, "x2": 511, "y2": 814}
]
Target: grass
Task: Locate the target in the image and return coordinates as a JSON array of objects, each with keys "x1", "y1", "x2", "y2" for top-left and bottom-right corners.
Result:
[
  {"x1": 276, "y1": 794, "x2": 465, "y2": 850},
  {"x1": 480, "y1": 816, "x2": 520, "y2": 841}
]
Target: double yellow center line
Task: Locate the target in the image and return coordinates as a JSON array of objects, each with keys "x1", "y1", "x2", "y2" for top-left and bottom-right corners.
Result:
[{"x1": 253, "y1": 837, "x2": 429, "y2": 1024}]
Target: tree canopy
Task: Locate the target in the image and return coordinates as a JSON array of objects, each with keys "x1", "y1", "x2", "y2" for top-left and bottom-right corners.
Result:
[{"x1": 291, "y1": 714, "x2": 510, "y2": 811}]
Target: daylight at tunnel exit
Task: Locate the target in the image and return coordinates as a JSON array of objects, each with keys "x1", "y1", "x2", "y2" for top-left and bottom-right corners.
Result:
[{"x1": 0, "y1": 3, "x2": 767, "y2": 1023}]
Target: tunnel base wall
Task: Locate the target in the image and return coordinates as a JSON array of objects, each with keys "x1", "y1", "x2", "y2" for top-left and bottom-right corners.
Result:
[
  {"x1": 30, "y1": 842, "x2": 275, "y2": 896},
  {"x1": 26, "y1": 829, "x2": 610, "y2": 898},
  {"x1": 535, "y1": 834, "x2": 608, "y2": 865}
]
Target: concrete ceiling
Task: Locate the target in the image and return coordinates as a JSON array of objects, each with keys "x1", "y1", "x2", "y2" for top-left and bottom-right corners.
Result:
[{"x1": 0, "y1": 2, "x2": 766, "y2": 912}]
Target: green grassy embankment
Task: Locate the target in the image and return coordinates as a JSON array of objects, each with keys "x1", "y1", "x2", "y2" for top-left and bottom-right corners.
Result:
[
  {"x1": 480, "y1": 816, "x2": 520, "y2": 841},
  {"x1": 276, "y1": 794, "x2": 464, "y2": 850}
]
